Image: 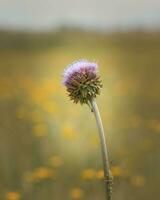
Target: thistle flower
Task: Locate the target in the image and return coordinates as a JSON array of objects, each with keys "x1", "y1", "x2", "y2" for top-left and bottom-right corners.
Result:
[
  {"x1": 63, "y1": 60, "x2": 102, "y2": 104},
  {"x1": 63, "y1": 60, "x2": 112, "y2": 200}
]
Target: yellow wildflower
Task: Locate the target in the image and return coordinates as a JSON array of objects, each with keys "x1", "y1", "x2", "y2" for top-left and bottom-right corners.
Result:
[
  {"x1": 33, "y1": 123, "x2": 47, "y2": 137},
  {"x1": 96, "y1": 169, "x2": 104, "y2": 179},
  {"x1": 70, "y1": 188, "x2": 84, "y2": 199},
  {"x1": 42, "y1": 101, "x2": 57, "y2": 114},
  {"x1": 6, "y1": 192, "x2": 21, "y2": 200},
  {"x1": 25, "y1": 167, "x2": 55, "y2": 183},
  {"x1": 50, "y1": 156, "x2": 63, "y2": 168},
  {"x1": 82, "y1": 168, "x2": 96, "y2": 180},
  {"x1": 62, "y1": 124, "x2": 77, "y2": 140},
  {"x1": 111, "y1": 165, "x2": 122, "y2": 177},
  {"x1": 34, "y1": 167, "x2": 54, "y2": 180},
  {"x1": 90, "y1": 136, "x2": 99, "y2": 147}
]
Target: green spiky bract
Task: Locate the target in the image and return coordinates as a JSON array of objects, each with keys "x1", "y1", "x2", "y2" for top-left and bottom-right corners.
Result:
[{"x1": 66, "y1": 71, "x2": 102, "y2": 104}]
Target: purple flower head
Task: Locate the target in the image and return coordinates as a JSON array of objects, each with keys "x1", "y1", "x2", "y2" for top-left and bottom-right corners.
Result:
[
  {"x1": 63, "y1": 60, "x2": 98, "y2": 86},
  {"x1": 63, "y1": 60, "x2": 102, "y2": 104}
]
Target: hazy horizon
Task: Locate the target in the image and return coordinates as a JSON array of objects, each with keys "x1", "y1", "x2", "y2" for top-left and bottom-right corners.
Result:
[{"x1": 0, "y1": 0, "x2": 160, "y2": 31}]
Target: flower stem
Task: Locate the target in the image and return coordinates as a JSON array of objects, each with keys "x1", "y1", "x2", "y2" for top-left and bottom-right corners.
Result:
[{"x1": 90, "y1": 98, "x2": 113, "y2": 200}]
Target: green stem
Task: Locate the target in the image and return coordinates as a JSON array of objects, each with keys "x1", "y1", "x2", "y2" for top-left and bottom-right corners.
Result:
[{"x1": 90, "y1": 98, "x2": 113, "y2": 200}]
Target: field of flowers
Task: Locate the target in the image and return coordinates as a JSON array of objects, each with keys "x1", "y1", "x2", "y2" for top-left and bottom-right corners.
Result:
[{"x1": 0, "y1": 31, "x2": 160, "y2": 200}]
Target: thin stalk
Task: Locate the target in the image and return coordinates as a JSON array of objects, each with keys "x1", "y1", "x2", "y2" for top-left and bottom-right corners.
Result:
[{"x1": 90, "y1": 98, "x2": 113, "y2": 200}]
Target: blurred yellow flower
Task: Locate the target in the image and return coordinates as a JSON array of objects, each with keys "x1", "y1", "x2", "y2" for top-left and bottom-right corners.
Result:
[
  {"x1": 70, "y1": 188, "x2": 84, "y2": 199},
  {"x1": 41, "y1": 101, "x2": 57, "y2": 114},
  {"x1": 24, "y1": 167, "x2": 55, "y2": 183},
  {"x1": 30, "y1": 87, "x2": 47, "y2": 105},
  {"x1": 33, "y1": 123, "x2": 47, "y2": 137},
  {"x1": 29, "y1": 79, "x2": 55, "y2": 105},
  {"x1": 62, "y1": 124, "x2": 77, "y2": 140},
  {"x1": 34, "y1": 167, "x2": 55, "y2": 181},
  {"x1": 96, "y1": 169, "x2": 104, "y2": 179},
  {"x1": 90, "y1": 136, "x2": 99, "y2": 147},
  {"x1": 82, "y1": 168, "x2": 96, "y2": 180},
  {"x1": 42, "y1": 79, "x2": 57, "y2": 94},
  {"x1": 130, "y1": 175, "x2": 146, "y2": 187},
  {"x1": 111, "y1": 165, "x2": 122, "y2": 177},
  {"x1": 50, "y1": 156, "x2": 63, "y2": 168},
  {"x1": 6, "y1": 192, "x2": 21, "y2": 200}
]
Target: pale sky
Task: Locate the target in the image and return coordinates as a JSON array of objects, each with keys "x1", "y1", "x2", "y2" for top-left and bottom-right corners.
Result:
[{"x1": 0, "y1": 0, "x2": 160, "y2": 31}]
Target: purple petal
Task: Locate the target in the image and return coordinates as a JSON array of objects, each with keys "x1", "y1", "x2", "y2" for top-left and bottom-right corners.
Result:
[{"x1": 63, "y1": 60, "x2": 98, "y2": 85}]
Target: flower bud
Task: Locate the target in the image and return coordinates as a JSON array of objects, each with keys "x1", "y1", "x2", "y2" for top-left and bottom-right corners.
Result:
[{"x1": 63, "y1": 60, "x2": 102, "y2": 104}]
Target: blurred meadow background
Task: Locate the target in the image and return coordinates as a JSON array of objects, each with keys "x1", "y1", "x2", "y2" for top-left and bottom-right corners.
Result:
[{"x1": 0, "y1": 1, "x2": 160, "y2": 200}]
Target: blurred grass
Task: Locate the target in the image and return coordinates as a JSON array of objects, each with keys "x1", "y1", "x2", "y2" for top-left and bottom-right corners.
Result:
[{"x1": 0, "y1": 30, "x2": 160, "y2": 200}]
